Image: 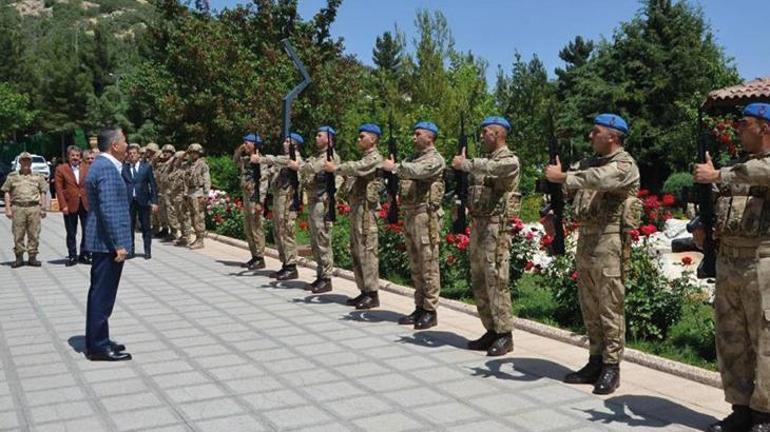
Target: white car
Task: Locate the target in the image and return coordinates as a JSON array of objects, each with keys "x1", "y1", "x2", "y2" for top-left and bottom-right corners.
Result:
[{"x1": 11, "y1": 154, "x2": 50, "y2": 179}]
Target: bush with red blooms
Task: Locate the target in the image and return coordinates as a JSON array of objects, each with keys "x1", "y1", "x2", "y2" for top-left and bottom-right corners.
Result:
[
  {"x1": 704, "y1": 114, "x2": 741, "y2": 158},
  {"x1": 639, "y1": 189, "x2": 676, "y2": 230},
  {"x1": 206, "y1": 189, "x2": 245, "y2": 239}
]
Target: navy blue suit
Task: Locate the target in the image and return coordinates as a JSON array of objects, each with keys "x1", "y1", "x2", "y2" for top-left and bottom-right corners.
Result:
[
  {"x1": 84, "y1": 154, "x2": 132, "y2": 355},
  {"x1": 122, "y1": 161, "x2": 157, "y2": 255}
]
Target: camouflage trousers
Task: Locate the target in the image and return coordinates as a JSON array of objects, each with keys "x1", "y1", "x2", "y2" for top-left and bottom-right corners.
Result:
[
  {"x1": 173, "y1": 196, "x2": 191, "y2": 241},
  {"x1": 157, "y1": 193, "x2": 169, "y2": 230},
  {"x1": 469, "y1": 217, "x2": 513, "y2": 333},
  {"x1": 575, "y1": 231, "x2": 626, "y2": 364},
  {"x1": 350, "y1": 202, "x2": 378, "y2": 293},
  {"x1": 715, "y1": 244, "x2": 770, "y2": 412},
  {"x1": 242, "y1": 198, "x2": 265, "y2": 258},
  {"x1": 11, "y1": 205, "x2": 41, "y2": 256},
  {"x1": 152, "y1": 201, "x2": 162, "y2": 234},
  {"x1": 184, "y1": 196, "x2": 206, "y2": 239},
  {"x1": 164, "y1": 193, "x2": 179, "y2": 234},
  {"x1": 272, "y1": 192, "x2": 297, "y2": 266},
  {"x1": 403, "y1": 209, "x2": 441, "y2": 312},
  {"x1": 308, "y1": 199, "x2": 334, "y2": 279}
]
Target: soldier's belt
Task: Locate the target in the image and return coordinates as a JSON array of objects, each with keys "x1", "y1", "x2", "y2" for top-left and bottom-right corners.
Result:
[
  {"x1": 579, "y1": 223, "x2": 621, "y2": 235},
  {"x1": 719, "y1": 244, "x2": 758, "y2": 259},
  {"x1": 401, "y1": 204, "x2": 433, "y2": 214},
  {"x1": 469, "y1": 213, "x2": 503, "y2": 223},
  {"x1": 11, "y1": 201, "x2": 40, "y2": 207}
]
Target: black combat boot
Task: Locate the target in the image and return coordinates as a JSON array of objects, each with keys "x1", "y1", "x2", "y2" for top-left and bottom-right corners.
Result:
[
  {"x1": 707, "y1": 405, "x2": 752, "y2": 432},
  {"x1": 311, "y1": 278, "x2": 332, "y2": 293},
  {"x1": 398, "y1": 308, "x2": 424, "y2": 325},
  {"x1": 467, "y1": 331, "x2": 497, "y2": 351},
  {"x1": 486, "y1": 332, "x2": 513, "y2": 356},
  {"x1": 346, "y1": 292, "x2": 366, "y2": 306},
  {"x1": 242, "y1": 256, "x2": 258, "y2": 268},
  {"x1": 27, "y1": 255, "x2": 41, "y2": 267},
  {"x1": 414, "y1": 310, "x2": 437, "y2": 330},
  {"x1": 593, "y1": 363, "x2": 620, "y2": 395},
  {"x1": 272, "y1": 266, "x2": 287, "y2": 279},
  {"x1": 355, "y1": 292, "x2": 379, "y2": 310},
  {"x1": 307, "y1": 278, "x2": 322, "y2": 291},
  {"x1": 248, "y1": 257, "x2": 265, "y2": 270},
  {"x1": 564, "y1": 355, "x2": 603, "y2": 384},
  {"x1": 751, "y1": 409, "x2": 770, "y2": 432},
  {"x1": 11, "y1": 255, "x2": 24, "y2": 268},
  {"x1": 276, "y1": 265, "x2": 298, "y2": 281}
]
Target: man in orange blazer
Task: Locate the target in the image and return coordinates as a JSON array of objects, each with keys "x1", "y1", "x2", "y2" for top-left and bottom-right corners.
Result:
[{"x1": 55, "y1": 145, "x2": 91, "y2": 266}]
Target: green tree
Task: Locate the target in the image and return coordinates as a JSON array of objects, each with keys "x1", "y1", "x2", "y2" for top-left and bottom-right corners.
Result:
[{"x1": 0, "y1": 83, "x2": 36, "y2": 141}]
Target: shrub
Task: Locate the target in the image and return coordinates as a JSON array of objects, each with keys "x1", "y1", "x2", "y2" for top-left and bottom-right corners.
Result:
[
  {"x1": 519, "y1": 194, "x2": 544, "y2": 223},
  {"x1": 662, "y1": 172, "x2": 694, "y2": 199},
  {"x1": 207, "y1": 155, "x2": 241, "y2": 197}
]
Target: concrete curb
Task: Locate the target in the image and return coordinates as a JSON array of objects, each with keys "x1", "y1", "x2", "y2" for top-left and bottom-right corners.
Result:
[{"x1": 207, "y1": 232, "x2": 722, "y2": 389}]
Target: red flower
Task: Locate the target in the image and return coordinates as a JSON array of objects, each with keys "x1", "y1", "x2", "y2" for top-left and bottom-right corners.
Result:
[
  {"x1": 447, "y1": 255, "x2": 455, "y2": 264},
  {"x1": 571, "y1": 271, "x2": 579, "y2": 281},
  {"x1": 378, "y1": 202, "x2": 390, "y2": 220},
  {"x1": 661, "y1": 194, "x2": 676, "y2": 207},
  {"x1": 637, "y1": 189, "x2": 650, "y2": 198},
  {"x1": 524, "y1": 261, "x2": 535, "y2": 271},
  {"x1": 643, "y1": 196, "x2": 660, "y2": 210},
  {"x1": 719, "y1": 134, "x2": 731, "y2": 145},
  {"x1": 445, "y1": 233, "x2": 456, "y2": 244},
  {"x1": 455, "y1": 234, "x2": 470, "y2": 251},
  {"x1": 213, "y1": 214, "x2": 223, "y2": 224},
  {"x1": 525, "y1": 231, "x2": 535, "y2": 241},
  {"x1": 640, "y1": 224, "x2": 657, "y2": 237},
  {"x1": 663, "y1": 211, "x2": 673, "y2": 221},
  {"x1": 681, "y1": 256, "x2": 693, "y2": 266},
  {"x1": 628, "y1": 229, "x2": 640, "y2": 242},
  {"x1": 336, "y1": 203, "x2": 351, "y2": 215},
  {"x1": 266, "y1": 211, "x2": 273, "y2": 220},
  {"x1": 465, "y1": 226, "x2": 471, "y2": 236},
  {"x1": 510, "y1": 217, "x2": 525, "y2": 234},
  {"x1": 298, "y1": 220, "x2": 309, "y2": 231},
  {"x1": 234, "y1": 198, "x2": 243, "y2": 209},
  {"x1": 540, "y1": 234, "x2": 553, "y2": 248},
  {"x1": 384, "y1": 223, "x2": 402, "y2": 233}
]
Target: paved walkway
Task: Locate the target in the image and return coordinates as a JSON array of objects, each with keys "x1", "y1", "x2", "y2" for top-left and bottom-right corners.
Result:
[{"x1": 0, "y1": 214, "x2": 729, "y2": 431}]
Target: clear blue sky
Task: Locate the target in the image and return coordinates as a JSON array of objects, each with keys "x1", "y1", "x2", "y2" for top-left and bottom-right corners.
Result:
[{"x1": 209, "y1": 0, "x2": 769, "y2": 85}]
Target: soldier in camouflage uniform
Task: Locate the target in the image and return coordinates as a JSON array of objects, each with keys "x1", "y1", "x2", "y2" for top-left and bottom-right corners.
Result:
[
  {"x1": 452, "y1": 116, "x2": 520, "y2": 356},
  {"x1": 299, "y1": 126, "x2": 340, "y2": 294},
  {"x1": 234, "y1": 133, "x2": 269, "y2": 270},
  {"x1": 256, "y1": 132, "x2": 304, "y2": 280},
  {"x1": 694, "y1": 103, "x2": 770, "y2": 432},
  {"x1": 2, "y1": 152, "x2": 49, "y2": 267},
  {"x1": 324, "y1": 123, "x2": 383, "y2": 308},
  {"x1": 544, "y1": 113, "x2": 640, "y2": 395},
  {"x1": 170, "y1": 151, "x2": 192, "y2": 246},
  {"x1": 382, "y1": 121, "x2": 445, "y2": 329},
  {"x1": 144, "y1": 143, "x2": 164, "y2": 237},
  {"x1": 158, "y1": 144, "x2": 177, "y2": 241},
  {"x1": 185, "y1": 143, "x2": 211, "y2": 250}
]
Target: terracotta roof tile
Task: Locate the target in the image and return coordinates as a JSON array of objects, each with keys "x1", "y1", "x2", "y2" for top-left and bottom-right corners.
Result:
[{"x1": 705, "y1": 76, "x2": 770, "y2": 107}]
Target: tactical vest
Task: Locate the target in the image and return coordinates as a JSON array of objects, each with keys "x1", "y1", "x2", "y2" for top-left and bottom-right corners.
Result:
[
  {"x1": 715, "y1": 154, "x2": 770, "y2": 241},
  {"x1": 186, "y1": 158, "x2": 207, "y2": 193},
  {"x1": 572, "y1": 151, "x2": 640, "y2": 230},
  {"x1": 467, "y1": 148, "x2": 520, "y2": 218}
]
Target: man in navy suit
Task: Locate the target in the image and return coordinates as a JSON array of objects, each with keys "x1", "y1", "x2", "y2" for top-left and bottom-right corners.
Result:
[
  {"x1": 122, "y1": 144, "x2": 158, "y2": 259},
  {"x1": 84, "y1": 128, "x2": 132, "y2": 361}
]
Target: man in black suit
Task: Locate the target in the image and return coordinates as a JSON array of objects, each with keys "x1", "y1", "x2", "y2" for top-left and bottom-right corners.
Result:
[{"x1": 122, "y1": 144, "x2": 158, "y2": 259}]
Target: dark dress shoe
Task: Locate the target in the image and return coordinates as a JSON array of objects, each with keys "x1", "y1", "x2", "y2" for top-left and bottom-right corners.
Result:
[
  {"x1": 66, "y1": 257, "x2": 78, "y2": 267},
  {"x1": 78, "y1": 255, "x2": 92, "y2": 264},
  {"x1": 593, "y1": 364, "x2": 620, "y2": 395},
  {"x1": 487, "y1": 332, "x2": 513, "y2": 356},
  {"x1": 144, "y1": 252, "x2": 151, "y2": 260},
  {"x1": 249, "y1": 257, "x2": 266, "y2": 270},
  {"x1": 564, "y1": 355, "x2": 603, "y2": 384},
  {"x1": 87, "y1": 350, "x2": 132, "y2": 361},
  {"x1": 276, "y1": 265, "x2": 298, "y2": 281},
  {"x1": 110, "y1": 341, "x2": 126, "y2": 352},
  {"x1": 707, "y1": 405, "x2": 752, "y2": 432},
  {"x1": 346, "y1": 293, "x2": 366, "y2": 306},
  {"x1": 414, "y1": 311, "x2": 437, "y2": 330},
  {"x1": 398, "y1": 308, "x2": 423, "y2": 325},
  {"x1": 311, "y1": 278, "x2": 332, "y2": 294},
  {"x1": 128, "y1": 251, "x2": 135, "y2": 259},
  {"x1": 27, "y1": 257, "x2": 41, "y2": 267},
  {"x1": 467, "y1": 331, "x2": 497, "y2": 351},
  {"x1": 355, "y1": 292, "x2": 379, "y2": 310}
]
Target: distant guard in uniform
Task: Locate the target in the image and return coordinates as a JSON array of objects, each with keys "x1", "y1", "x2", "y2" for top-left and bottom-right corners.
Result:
[{"x1": 2, "y1": 152, "x2": 49, "y2": 267}]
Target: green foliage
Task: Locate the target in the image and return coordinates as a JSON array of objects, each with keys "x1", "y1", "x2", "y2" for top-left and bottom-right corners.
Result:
[
  {"x1": 207, "y1": 155, "x2": 240, "y2": 197},
  {"x1": 662, "y1": 172, "x2": 694, "y2": 197},
  {"x1": 519, "y1": 194, "x2": 543, "y2": 223},
  {"x1": 0, "y1": 83, "x2": 36, "y2": 140}
]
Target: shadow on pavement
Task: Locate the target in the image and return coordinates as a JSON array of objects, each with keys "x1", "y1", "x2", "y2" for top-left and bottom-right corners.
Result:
[
  {"x1": 467, "y1": 357, "x2": 572, "y2": 382},
  {"x1": 216, "y1": 259, "x2": 245, "y2": 267},
  {"x1": 343, "y1": 309, "x2": 403, "y2": 323},
  {"x1": 293, "y1": 294, "x2": 349, "y2": 305},
  {"x1": 47, "y1": 258, "x2": 71, "y2": 265},
  {"x1": 398, "y1": 330, "x2": 469, "y2": 349},
  {"x1": 68, "y1": 335, "x2": 86, "y2": 353},
  {"x1": 277, "y1": 280, "x2": 307, "y2": 290},
  {"x1": 578, "y1": 394, "x2": 719, "y2": 431}
]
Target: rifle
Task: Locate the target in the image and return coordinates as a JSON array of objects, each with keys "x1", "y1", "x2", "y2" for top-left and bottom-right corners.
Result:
[
  {"x1": 385, "y1": 115, "x2": 399, "y2": 224},
  {"x1": 451, "y1": 115, "x2": 469, "y2": 234},
  {"x1": 325, "y1": 130, "x2": 336, "y2": 222},
  {"x1": 694, "y1": 109, "x2": 716, "y2": 278},
  {"x1": 537, "y1": 115, "x2": 566, "y2": 255},
  {"x1": 280, "y1": 38, "x2": 311, "y2": 212}
]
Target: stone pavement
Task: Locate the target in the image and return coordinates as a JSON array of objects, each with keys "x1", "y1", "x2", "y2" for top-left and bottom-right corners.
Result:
[{"x1": 0, "y1": 214, "x2": 729, "y2": 431}]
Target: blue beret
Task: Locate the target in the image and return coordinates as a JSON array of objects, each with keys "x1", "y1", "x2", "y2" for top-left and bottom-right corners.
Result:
[
  {"x1": 243, "y1": 133, "x2": 263, "y2": 144},
  {"x1": 744, "y1": 103, "x2": 770, "y2": 122},
  {"x1": 318, "y1": 126, "x2": 336, "y2": 136},
  {"x1": 481, "y1": 116, "x2": 511, "y2": 132},
  {"x1": 289, "y1": 132, "x2": 304, "y2": 145},
  {"x1": 413, "y1": 121, "x2": 439, "y2": 136},
  {"x1": 594, "y1": 113, "x2": 629, "y2": 134},
  {"x1": 358, "y1": 123, "x2": 382, "y2": 137}
]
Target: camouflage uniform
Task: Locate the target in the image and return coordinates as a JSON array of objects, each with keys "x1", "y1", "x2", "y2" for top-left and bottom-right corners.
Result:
[
  {"x1": 713, "y1": 151, "x2": 770, "y2": 414},
  {"x1": 154, "y1": 157, "x2": 170, "y2": 234},
  {"x1": 185, "y1": 154, "x2": 210, "y2": 247},
  {"x1": 458, "y1": 146, "x2": 520, "y2": 334},
  {"x1": 395, "y1": 147, "x2": 445, "y2": 312},
  {"x1": 234, "y1": 147, "x2": 269, "y2": 259},
  {"x1": 566, "y1": 149, "x2": 640, "y2": 365},
  {"x1": 160, "y1": 157, "x2": 179, "y2": 238},
  {"x1": 170, "y1": 153, "x2": 192, "y2": 244},
  {"x1": 337, "y1": 148, "x2": 383, "y2": 294},
  {"x1": 2, "y1": 170, "x2": 48, "y2": 261},
  {"x1": 264, "y1": 153, "x2": 303, "y2": 267},
  {"x1": 300, "y1": 147, "x2": 341, "y2": 281}
]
